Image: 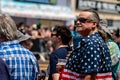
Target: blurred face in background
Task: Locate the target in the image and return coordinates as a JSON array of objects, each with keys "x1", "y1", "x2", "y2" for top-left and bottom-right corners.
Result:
[
  {"x1": 112, "y1": 31, "x2": 120, "y2": 43},
  {"x1": 20, "y1": 39, "x2": 33, "y2": 50},
  {"x1": 51, "y1": 31, "x2": 58, "y2": 48},
  {"x1": 68, "y1": 25, "x2": 74, "y2": 31}
]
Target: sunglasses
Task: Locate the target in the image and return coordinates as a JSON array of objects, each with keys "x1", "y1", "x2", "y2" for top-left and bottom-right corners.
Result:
[
  {"x1": 51, "y1": 33, "x2": 57, "y2": 37},
  {"x1": 77, "y1": 18, "x2": 92, "y2": 23}
]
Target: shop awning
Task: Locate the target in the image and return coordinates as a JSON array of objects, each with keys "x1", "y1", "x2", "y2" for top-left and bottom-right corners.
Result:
[{"x1": 1, "y1": 1, "x2": 76, "y2": 21}]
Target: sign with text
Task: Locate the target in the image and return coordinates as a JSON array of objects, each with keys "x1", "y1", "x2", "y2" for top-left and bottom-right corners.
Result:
[
  {"x1": 1, "y1": 1, "x2": 76, "y2": 20},
  {"x1": 76, "y1": 0, "x2": 120, "y2": 14},
  {"x1": 13, "y1": 0, "x2": 57, "y2": 4}
]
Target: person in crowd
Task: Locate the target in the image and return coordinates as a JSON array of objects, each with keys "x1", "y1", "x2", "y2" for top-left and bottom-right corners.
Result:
[
  {"x1": 17, "y1": 30, "x2": 33, "y2": 50},
  {"x1": 48, "y1": 26, "x2": 72, "y2": 80},
  {"x1": 59, "y1": 9, "x2": 112, "y2": 80},
  {"x1": 98, "y1": 19, "x2": 120, "y2": 80},
  {"x1": 17, "y1": 22, "x2": 25, "y2": 32},
  {"x1": 17, "y1": 29, "x2": 46, "y2": 79},
  {"x1": 66, "y1": 20, "x2": 82, "y2": 49},
  {"x1": 0, "y1": 57, "x2": 10, "y2": 80},
  {"x1": 0, "y1": 14, "x2": 39, "y2": 80},
  {"x1": 30, "y1": 28, "x2": 41, "y2": 52},
  {"x1": 112, "y1": 28, "x2": 120, "y2": 48}
]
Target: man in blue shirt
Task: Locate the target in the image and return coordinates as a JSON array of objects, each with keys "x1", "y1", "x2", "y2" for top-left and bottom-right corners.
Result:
[{"x1": 0, "y1": 14, "x2": 39, "y2": 80}]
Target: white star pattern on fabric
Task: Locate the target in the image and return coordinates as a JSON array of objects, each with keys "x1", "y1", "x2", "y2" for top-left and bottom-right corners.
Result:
[{"x1": 65, "y1": 32, "x2": 111, "y2": 74}]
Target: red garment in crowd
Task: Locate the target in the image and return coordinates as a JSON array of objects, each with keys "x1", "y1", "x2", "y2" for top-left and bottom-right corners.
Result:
[{"x1": 59, "y1": 69, "x2": 112, "y2": 80}]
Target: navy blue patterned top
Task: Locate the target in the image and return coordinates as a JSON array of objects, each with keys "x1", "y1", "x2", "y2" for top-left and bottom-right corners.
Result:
[{"x1": 65, "y1": 32, "x2": 112, "y2": 74}]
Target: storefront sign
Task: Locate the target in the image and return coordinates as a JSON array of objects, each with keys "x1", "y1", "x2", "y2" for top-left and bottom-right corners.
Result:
[
  {"x1": 1, "y1": 1, "x2": 76, "y2": 20},
  {"x1": 14, "y1": 0, "x2": 57, "y2": 4},
  {"x1": 76, "y1": 0, "x2": 120, "y2": 14}
]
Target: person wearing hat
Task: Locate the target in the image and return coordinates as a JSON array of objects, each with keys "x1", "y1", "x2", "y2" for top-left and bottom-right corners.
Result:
[
  {"x1": 17, "y1": 30, "x2": 30, "y2": 42},
  {"x1": 99, "y1": 19, "x2": 120, "y2": 80},
  {"x1": 17, "y1": 30, "x2": 33, "y2": 50}
]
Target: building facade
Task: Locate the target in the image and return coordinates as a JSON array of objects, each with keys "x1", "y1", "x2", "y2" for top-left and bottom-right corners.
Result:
[
  {"x1": 72, "y1": 0, "x2": 120, "y2": 29},
  {"x1": 1, "y1": 0, "x2": 75, "y2": 28}
]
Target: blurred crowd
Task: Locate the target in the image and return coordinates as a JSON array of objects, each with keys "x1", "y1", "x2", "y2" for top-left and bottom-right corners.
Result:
[
  {"x1": 16, "y1": 20, "x2": 120, "y2": 62},
  {"x1": 16, "y1": 22, "x2": 54, "y2": 61},
  {"x1": 0, "y1": 10, "x2": 120, "y2": 80}
]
